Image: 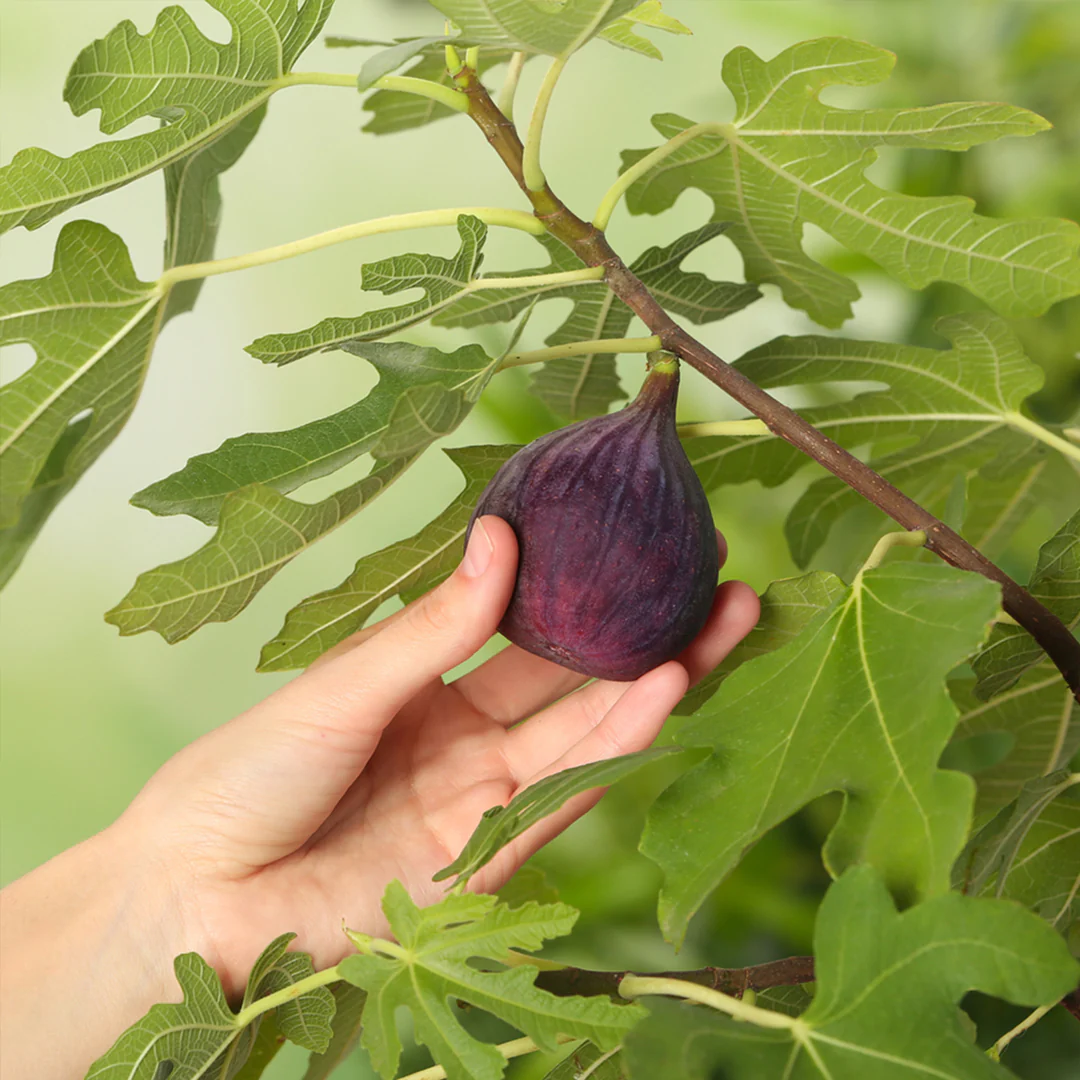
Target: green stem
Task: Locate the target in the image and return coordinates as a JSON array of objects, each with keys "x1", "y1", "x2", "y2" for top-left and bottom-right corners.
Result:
[
  {"x1": 156, "y1": 208, "x2": 544, "y2": 290},
  {"x1": 678, "y1": 419, "x2": 771, "y2": 437},
  {"x1": 1005, "y1": 411, "x2": 1080, "y2": 465},
  {"x1": 397, "y1": 1035, "x2": 580, "y2": 1080},
  {"x1": 524, "y1": 57, "x2": 568, "y2": 191},
  {"x1": 857, "y1": 529, "x2": 927, "y2": 576},
  {"x1": 275, "y1": 71, "x2": 360, "y2": 90},
  {"x1": 500, "y1": 335, "x2": 662, "y2": 370},
  {"x1": 988, "y1": 1002, "x2": 1056, "y2": 1061},
  {"x1": 618, "y1": 974, "x2": 795, "y2": 1030},
  {"x1": 592, "y1": 122, "x2": 730, "y2": 230},
  {"x1": 498, "y1": 51, "x2": 528, "y2": 120},
  {"x1": 233, "y1": 965, "x2": 342, "y2": 1029},
  {"x1": 473, "y1": 266, "x2": 604, "y2": 291},
  {"x1": 372, "y1": 75, "x2": 469, "y2": 112}
]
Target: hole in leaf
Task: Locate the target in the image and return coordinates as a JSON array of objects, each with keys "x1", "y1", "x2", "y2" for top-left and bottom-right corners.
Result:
[{"x1": 0, "y1": 343, "x2": 36, "y2": 387}]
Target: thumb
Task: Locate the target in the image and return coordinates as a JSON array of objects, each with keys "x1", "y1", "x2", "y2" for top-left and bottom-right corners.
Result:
[{"x1": 146, "y1": 517, "x2": 519, "y2": 870}]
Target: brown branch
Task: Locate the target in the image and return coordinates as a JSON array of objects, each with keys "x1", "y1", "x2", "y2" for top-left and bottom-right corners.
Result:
[
  {"x1": 534, "y1": 957, "x2": 816, "y2": 1001},
  {"x1": 458, "y1": 69, "x2": 1080, "y2": 704}
]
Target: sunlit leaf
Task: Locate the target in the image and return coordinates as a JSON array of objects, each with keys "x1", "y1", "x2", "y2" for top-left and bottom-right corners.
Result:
[
  {"x1": 246, "y1": 216, "x2": 488, "y2": 366},
  {"x1": 339, "y1": 883, "x2": 643, "y2": 1080},
  {"x1": 623, "y1": 37, "x2": 1079, "y2": 326},
  {"x1": 0, "y1": 0, "x2": 332, "y2": 233},
  {"x1": 598, "y1": 2, "x2": 692, "y2": 61},
  {"x1": 87, "y1": 934, "x2": 335, "y2": 1079},
  {"x1": 643, "y1": 562, "x2": 1000, "y2": 945},
  {"x1": 674, "y1": 571, "x2": 846, "y2": 716},
  {"x1": 436, "y1": 748, "x2": 686, "y2": 887},
  {"x1": 973, "y1": 507, "x2": 1080, "y2": 699},
  {"x1": 623, "y1": 866, "x2": 1079, "y2": 1080},
  {"x1": 258, "y1": 444, "x2": 515, "y2": 671},
  {"x1": 428, "y1": 0, "x2": 639, "y2": 58},
  {"x1": 0, "y1": 222, "x2": 162, "y2": 580}
]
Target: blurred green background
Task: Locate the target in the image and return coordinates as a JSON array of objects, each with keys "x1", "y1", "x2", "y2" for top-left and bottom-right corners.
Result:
[{"x1": 1, "y1": 0, "x2": 1078, "y2": 1075}]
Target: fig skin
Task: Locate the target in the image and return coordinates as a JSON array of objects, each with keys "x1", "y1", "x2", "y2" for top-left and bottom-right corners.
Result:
[{"x1": 466, "y1": 356, "x2": 718, "y2": 681}]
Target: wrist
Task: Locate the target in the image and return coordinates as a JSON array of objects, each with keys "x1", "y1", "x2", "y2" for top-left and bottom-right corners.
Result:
[{"x1": 0, "y1": 819, "x2": 198, "y2": 1078}]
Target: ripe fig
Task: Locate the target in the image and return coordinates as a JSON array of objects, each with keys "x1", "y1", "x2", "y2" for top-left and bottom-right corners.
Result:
[{"x1": 466, "y1": 354, "x2": 718, "y2": 681}]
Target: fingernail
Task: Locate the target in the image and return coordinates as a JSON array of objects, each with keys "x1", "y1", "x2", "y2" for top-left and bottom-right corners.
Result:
[{"x1": 461, "y1": 518, "x2": 494, "y2": 578}]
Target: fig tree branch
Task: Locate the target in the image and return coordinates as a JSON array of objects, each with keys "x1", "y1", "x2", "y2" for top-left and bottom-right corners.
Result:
[{"x1": 457, "y1": 66, "x2": 1080, "y2": 704}]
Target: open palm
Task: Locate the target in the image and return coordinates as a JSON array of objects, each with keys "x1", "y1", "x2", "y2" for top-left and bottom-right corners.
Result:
[{"x1": 121, "y1": 518, "x2": 758, "y2": 996}]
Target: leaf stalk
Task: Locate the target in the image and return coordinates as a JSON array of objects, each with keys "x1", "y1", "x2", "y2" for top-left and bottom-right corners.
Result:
[
  {"x1": 500, "y1": 335, "x2": 661, "y2": 369},
  {"x1": 372, "y1": 75, "x2": 469, "y2": 113},
  {"x1": 498, "y1": 51, "x2": 528, "y2": 120},
  {"x1": 618, "y1": 974, "x2": 795, "y2": 1030},
  {"x1": 524, "y1": 57, "x2": 567, "y2": 191},
  {"x1": 232, "y1": 963, "x2": 342, "y2": 1029}
]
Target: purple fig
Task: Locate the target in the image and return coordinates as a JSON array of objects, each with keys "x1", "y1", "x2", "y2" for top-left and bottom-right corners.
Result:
[{"x1": 466, "y1": 354, "x2": 718, "y2": 681}]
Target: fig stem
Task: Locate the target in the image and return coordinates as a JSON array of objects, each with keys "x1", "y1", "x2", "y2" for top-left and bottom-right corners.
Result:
[
  {"x1": 458, "y1": 69, "x2": 1080, "y2": 704},
  {"x1": 500, "y1": 335, "x2": 661, "y2": 369}
]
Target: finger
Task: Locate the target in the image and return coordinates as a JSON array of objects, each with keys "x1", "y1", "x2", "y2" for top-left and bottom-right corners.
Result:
[
  {"x1": 452, "y1": 645, "x2": 588, "y2": 726},
  {"x1": 161, "y1": 517, "x2": 518, "y2": 869},
  {"x1": 306, "y1": 604, "x2": 411, "y2": 671},
  {"x1": 503, "y1": 577, "x2": 759, "y2": 779},
  {"x1": 455, "y1": 529, "x2": 730, "y2": 725},
  {"x1": 474, "y1": 662, "x2": 689, "y2": 893}
]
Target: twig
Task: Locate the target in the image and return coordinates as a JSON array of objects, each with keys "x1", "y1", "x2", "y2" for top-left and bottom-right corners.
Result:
[{"x1": 457, "y1": 66, "x2": 1080, "y2": 704}]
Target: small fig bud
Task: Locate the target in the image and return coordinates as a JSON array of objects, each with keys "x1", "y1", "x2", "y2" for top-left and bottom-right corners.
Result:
[{"x1": 466, "y1": 354, "x2": 718, "y2": 681}]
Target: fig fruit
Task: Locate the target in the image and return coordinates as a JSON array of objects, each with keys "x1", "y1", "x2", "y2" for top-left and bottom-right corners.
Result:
[{"x1": 466, "y1": 354, "x2": 718, "y2": 681}]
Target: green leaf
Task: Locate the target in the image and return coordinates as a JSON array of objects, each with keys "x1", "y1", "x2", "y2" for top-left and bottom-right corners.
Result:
[
  {"x1": 362, "y1": 48, "x2": 525, "y2": 135},
  {"x1": 258, "y1": 444, "x2": 516, "y2": 671},
  {"x1": 339, "y1": 883, "x2": 643, "y2": 1080},
  {"x1": 682, "y1": 313, "x2": 1078, "y2": 568},
  {"x1": 0, "y1": 0, "x2": 332, "y2": 233},
  {"x1": 437, "y1": 224, "x2": 758, "y2": 419},
  {"x1": 110, "y1": 342, "x2": 500, "y2": 643},
  {"x1": 642, "y1": 562, "x2": 1001, "y2": 946},
  {"x1": 497, "y1": 865, "x2": 561, "y2": 908},
  {"x1": 301, "y1": 985, "x2": 368, "y2": 1080},
  {"x1": 542, "y1": 1042, "x2": 626, "y2": 1079},
  {"x1": 623, "y1": 37, "x2": 1079, "y2": 326},
  {"x1": 247, "y1": 216, "x2": 488, "y2": 366},
  {"x1": 959, "y1": 773, "x2": 1075, "y2": 915},
  {"x1": 949, "y1": 662, "x2": 1078, "y2": 822},
  {"x1": 230, "y1": 1014, "x2": 285, "y2": 1080},
  {"x1": 673, "y1": 571, "x2": 847, "y2": 717},
  {"x1": 973, "y1": 507, "x2": 1080, "y2": 700},
  {"x1": 428, "y1": 0, "x2": 639, "y2": 58},
  {"x1": 162, "y1": 106, "x2": 267, "y2": 323},
  {"x1": 87, "y1": 934, "x2": 335, "y2": 1079},
  {"x1": 623, "y1": 865, "x2": 1079, "y2": 1080},
  {"x1": 356, "y1": 35, "x2": 451, "y2": 90},
  {"x1": 0, "y1": 222, "x2": 163, "y2": 563},
  {"x1": 598, "y1": 2, "x2": 692, "y2": 61},
  {"x1": 134, "y1": 341, "x2": 498, "y2": 525},
  {"x1": 435, "y1": 747, "x2": 686, "y2": 887}
]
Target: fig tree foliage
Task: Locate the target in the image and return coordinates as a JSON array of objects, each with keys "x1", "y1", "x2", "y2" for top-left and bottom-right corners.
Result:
[{"x1": 1, "y1": 1, "x2": 1078, "y2": 1077}]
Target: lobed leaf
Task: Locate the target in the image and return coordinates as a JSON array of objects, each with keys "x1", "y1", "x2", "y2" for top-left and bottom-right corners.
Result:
[
  {"x1": 247, "y1": 216, "x2": 488, "y2": 366},
  {"x1": 950, "y1": 662, "x2": 1079, "y2": 822},
  {"x1": 643, "y1": 561, "x2": 1001, "y2": 945},
  {"x1": 258, "y1": 444, "x2": 516, "y2": 670},
  {"x1": 162, "y1": 107, "x2": 268, "y2": 324},
  {"x1": 300, "y1": 985, "x2": 368, "y2": 1080},
  {"x1": 623, "y1": 866, "x2": 1079, "y2": 1080},
  {"x1": 339, "y1": 883, "x2": 643, "y2": 1080},
  {"x1": 428, "y1": 0, "x2": 639, "y2": 58},
  {"x1": 87, "y1": 934, "x2": 335, "y2": 1079},
  {"x1": 0, "y1": 0, "x2": 332, "y2": 233},
  {"x1": 682, "y1": 313, "x2": 1080, "y2": 568},
  {"x1": 972, "y1": 507, "x2": 1080, "y2": 699},
  {"x1": 623, "y1": 37, "x2": 1080, "y2": 326},
  {"x1": 674, "y1": 571, "x2": 847, "y2": 716},
  {"x1": 135, "y1": 341, "x2": 498, "y2": 525},
  {"x1": 0, "y1": 222, "x2": 163, "y2": 583},
  {"x1": 435, "y1": 747, "x2": 686, "y2": 887},
  {"x1": 598, "y1": 2, "x2": 692, "y2": 61},
  {"x1": 437, "y1": 223, "x2": 758, "y2": 419}
]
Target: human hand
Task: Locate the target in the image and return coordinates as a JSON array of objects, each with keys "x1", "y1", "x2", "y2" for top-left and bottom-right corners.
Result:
[{"x1": 0, "y1": 516, "x2": 758, "y2": 1077}]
